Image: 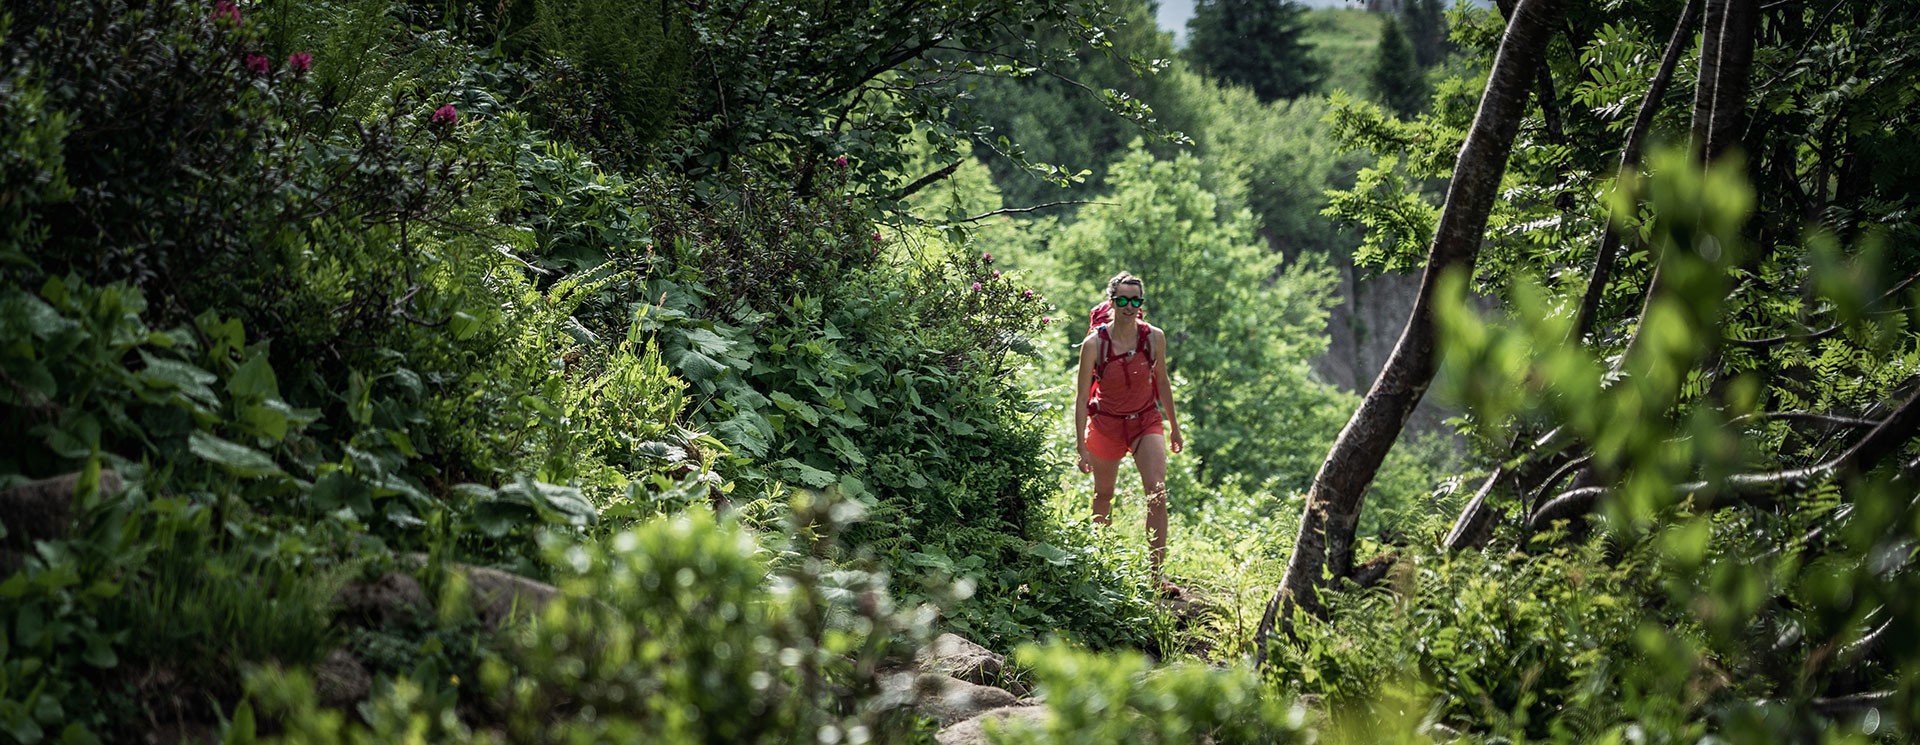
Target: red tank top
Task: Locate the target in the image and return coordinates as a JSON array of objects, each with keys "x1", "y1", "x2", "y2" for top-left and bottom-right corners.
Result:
[{"x1": 1090, "y1": 321, "x2": 1157, "y2": 416}]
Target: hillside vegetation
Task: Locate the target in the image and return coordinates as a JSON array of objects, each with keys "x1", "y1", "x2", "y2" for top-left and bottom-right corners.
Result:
[{"x1": 3, "y1": 0, "x2": 1919, "y2": 743}]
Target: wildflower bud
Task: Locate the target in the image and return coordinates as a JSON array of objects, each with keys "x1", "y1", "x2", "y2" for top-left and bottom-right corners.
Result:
[
  {"x1": 430, "y1": 103, "x2": 459, "y2": 127},
  {"x1": 991, "y1": 270, "x2": 1001, "y2": 279},
  {"x1": 1023, "y1": 289, "x2": 1034, "y2": 300},
  {"x1": 287, "y1": 51, "x2": 312, "y2": 74},
  {"x1": 244, "y1": 53, "x2": 270, "y2": 75},
  {"x1": 833, "y1": 155, "x2": 849, "y2": 167},
  {"x1": 970, "y1": 282, "x2": 982, "y2": 292},
  {"x1": 210, "y1": 1, "x2": 241, "y2": 25},
  {"x1": 982, "y1": 252, "x2": 993, "y2": 263},
  {"x1": 870, "y1": 232, "x2": 882, "y2": 242}
]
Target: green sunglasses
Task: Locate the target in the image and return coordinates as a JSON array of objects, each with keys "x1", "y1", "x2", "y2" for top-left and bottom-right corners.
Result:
[{"x1": 1109, "y1": 295, "x2": 1144, "y2": 308}]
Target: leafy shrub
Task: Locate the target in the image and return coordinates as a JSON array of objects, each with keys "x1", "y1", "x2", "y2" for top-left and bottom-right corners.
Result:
[
  {"x1": 531, "y1": 0, "x2": 687, "y2": 152},
  {"x1": 241, "y1": 491, "x2": 941, "y2": 743},
  {"x1": 995, "y1": 642, "x2": 1309, "y2": 744}
]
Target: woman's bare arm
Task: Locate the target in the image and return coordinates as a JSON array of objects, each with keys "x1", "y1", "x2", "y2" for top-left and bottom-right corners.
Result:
[{"x1": 1152, "y1": 327, "x2": 1182, "y2": 453}]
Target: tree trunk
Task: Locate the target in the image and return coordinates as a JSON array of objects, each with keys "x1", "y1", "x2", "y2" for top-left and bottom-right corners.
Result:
[
  {"x1": 1253, "y1": 0, "x2": 1568, "y2": 663},
  {"x1": 1693, "y1": 0, "x2": 1759, "y2": 163}
]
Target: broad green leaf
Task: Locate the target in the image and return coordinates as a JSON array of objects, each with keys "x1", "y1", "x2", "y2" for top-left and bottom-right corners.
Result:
[
  {"x1": 227, "y1": 351, "x2": 279, "y2": 401},
  {"x1": 774, "y1": 458, "x2": 836, "y2": 487},
  {"x1": 188, "y1": 430, "x2": 282, "y2": 477},
  {"x1": 769, "y1": 390, "x2": 822, "y2": 426}
]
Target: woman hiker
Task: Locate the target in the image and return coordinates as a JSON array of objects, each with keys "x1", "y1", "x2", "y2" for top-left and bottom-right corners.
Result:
[{"x1": 1074, "y1": 271, "x2": 1185, "y2": 595}]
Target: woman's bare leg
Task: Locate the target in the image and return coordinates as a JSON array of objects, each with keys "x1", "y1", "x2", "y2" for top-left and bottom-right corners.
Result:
[
  {"x1": 1090, "y1": 454, "x2": 1123, "y2": 526},
  {"x1": 1132, "y1": 433, "x2": 1169, "y2": 576}
]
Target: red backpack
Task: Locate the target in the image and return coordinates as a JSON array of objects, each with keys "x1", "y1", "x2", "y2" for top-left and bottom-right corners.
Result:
[{"x1": 1087, "y1": 300, "x2": 1156, "y2": 383}]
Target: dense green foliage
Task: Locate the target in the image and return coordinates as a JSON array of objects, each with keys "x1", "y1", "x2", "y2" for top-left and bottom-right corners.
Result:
[{"x1": 5, "y1": 0, "x2": 1919, "y2": 742}]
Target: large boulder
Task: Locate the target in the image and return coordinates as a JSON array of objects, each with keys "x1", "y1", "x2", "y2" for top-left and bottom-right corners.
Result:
[
  {"x1": 314, "y1": 648, "x2": 372, "y2": 708},
  {"x1": 333, "y1": 571, "x2": 429, "y2": 628},
  {"x1": 394, "y1": 553, "x2": 561, "y2": 631},
  {"x1": 935, "y1": 705, "x2": 1051, "y2": 745},
  {"x1": 458, "y1": 563, "x2": 560, "y2": 631},
  {"x1": 0, "y1": 470, "x2": 121, "y2": 575},
  {"x1": 916, "y1": 633, "x2": 1026, "y2": 695},
  {"x1": 878, "y1": 671, "x2": 1022, "y2": 727}
]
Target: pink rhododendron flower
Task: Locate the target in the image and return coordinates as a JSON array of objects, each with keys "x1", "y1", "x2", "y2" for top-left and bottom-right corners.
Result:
[
  {"x1": 431, "y1": 104, "x2": 459, "y2": 126},
  {"x1": 870, "y1": 232, "x2": 882, "y2": 242},
  {"x1": 244, "y1": 53, "x2": 270, "y2": 75},
  {"x1": 833, "y1": 155, "x2": 848, "y2": 167},
  {"x1": 1041, "y1": 316, "x2": 1053, "y2": 324},
  {"x1": 1023, "y1": 289, "x2": 1034, "y2": 299},
  {"x1": 981, "y1": 252, "x2": 993, "y2": 263},
  {"x1": 970, "y1": 282, "x2": 982, "y2": 291},
  {"x1": 287, "y1": 51, "x2": 312, "y2": 73},
  {"x1": 991, "y1": 270, "x2": 1001, "y2": 279},
  {"x1": 210, "y1": 1, "x2": 240, "y2": 25}
]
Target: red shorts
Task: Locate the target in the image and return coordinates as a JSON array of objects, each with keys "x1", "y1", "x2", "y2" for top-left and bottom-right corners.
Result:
[{"x1": 1084, "y1": 406, "x2": 1164, "y2": 461}]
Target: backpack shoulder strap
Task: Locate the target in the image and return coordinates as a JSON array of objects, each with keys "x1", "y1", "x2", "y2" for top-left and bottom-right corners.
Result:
[
  {"x1": 1093, "y1": 324, "x2": 1112, "y2": 379},
  {"x1": 1138, "y1": 321, "x2": 1156, "y2": 366}
]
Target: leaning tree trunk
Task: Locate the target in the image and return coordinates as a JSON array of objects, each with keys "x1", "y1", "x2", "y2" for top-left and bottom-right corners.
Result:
[{"x1": 1253, "y1": 0, "x2": 1568, "y2": 663}]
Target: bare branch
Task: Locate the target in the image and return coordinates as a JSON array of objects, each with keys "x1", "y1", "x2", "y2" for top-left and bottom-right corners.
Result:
[
  {"x1": 890, "y1": 159, "x2": 965, "y2": 202},
  {"x1": 952, "y1": 200, "x2": 1110, "y2": 223},
  {"x1": 1528, "y1": 454, "x2": 1592, "y2": 516},
  {"x1": 1529, "y1": 486, "x2": 1605, "y2": 530},
  {"x1": 1443, "y1": 467, "x2": 1508, "y2": 551},
  {"x1": 1728, "y1": 411, "x2": 1880, "y2": 430},
  {"x1": 1528, "y1": 388, "x2": 1920, "y2": 530}
]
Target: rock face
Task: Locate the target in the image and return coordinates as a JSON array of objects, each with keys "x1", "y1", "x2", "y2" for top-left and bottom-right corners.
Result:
[
  {"x1": 458, "y1": 563, "x2": 560, "y2": 631},
  {"x1": 0, "y1": 470, "x2": 122, "y2": 575},
  {"x1": 878, "y1": 671, "x2": 1022, "y2": 727},
  {"x1": 934, "y1": 705, "x2": 1051, "y2": 745},
  {"x1": 333, "y1": 571, "x2": 429, "y2": 628},
  {"x1": 314, "y1": 648, "x2": 372, "y2": 708},
  {"x1": 916, "y1": 633, "x2": 1026, "y2": 695}
]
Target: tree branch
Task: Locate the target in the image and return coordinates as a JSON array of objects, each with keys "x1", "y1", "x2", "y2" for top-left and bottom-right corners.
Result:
[
  {"x1": 1443, "y1": 466, "x2": 1508, "y2": 551},
  {"x1": 1573, "y1": 0, "x2": 1702, "y2": 340},
  {"x1": 890, "y1": 159, "x2": 965, "y2": 202},
  {"x1": 1528, "y1": 387, "x2": 1920, "y2": 530},
  {"x1": 1726, "y1": 269, "x2": 1920, "y2": 348},
  {"x1": 952, "y1": 200, "x2": 1109, "y2": 223},
  {"x1": 1728, "y1": 411, "x2": 1881, "y2": 430}
]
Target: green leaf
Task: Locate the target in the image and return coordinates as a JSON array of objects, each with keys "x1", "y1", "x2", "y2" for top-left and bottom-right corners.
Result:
[
  {"x1": 502, "y1": 477, "x2": 597, "y2": 526},
  {"x1": 681, "y1": 326, "x2": 735, "y2": 357},
  {"x1": 769, "y1": 390, "x2": 822, "y2": 426},
  {"x1": 1026, "y1": 542, "x2": 1075, "y2": 567},
  {"x1": 774, "y1": 458, "x2": 836, "y2": 487},
  {"x1": 666, "y1": 346, "x2": 729, "y2": 382},
  {"x1": 227, "y1": 350, "x2": 279, "y2": 401},
  {"x1": 188, "y1": 431, "x2": 282, "y2": 477},
  {"x1": 311, "y1": 470, "x2": 373, "y2": 515},
  {"x1": 450, "y1": 311, "x2": 486, "y2": 341},
  {"x1": 82, "y1": 636, "x2": 117, "y2": 669},
  {"x1": 237, "y1": 400, "x2": 292, "y2": 442},
  {"x1": 714, "y1": 411, "x2": 772, "y2": 459},
  {"x1": 138, "y1": 351, "x2": 219, "y2": 407}
]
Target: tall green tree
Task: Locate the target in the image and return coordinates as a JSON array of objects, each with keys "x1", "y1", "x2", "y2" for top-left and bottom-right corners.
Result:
[
  {"x1": 1399, "y1": 0, "x2": 1451, "y2": 68},
  {"x1": 1370, "y1": 17, "x2": 1426, "y2": 116},
  {"x1": 1184, "y1": 0, "x2": 1325, "y2": 103}
]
